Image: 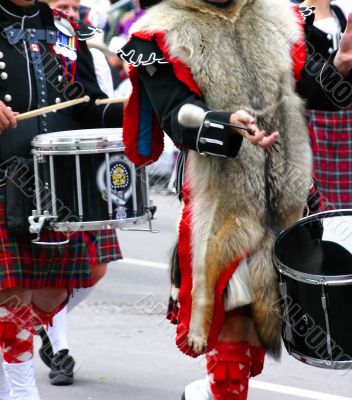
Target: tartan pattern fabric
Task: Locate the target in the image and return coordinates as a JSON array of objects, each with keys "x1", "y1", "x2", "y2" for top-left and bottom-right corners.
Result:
[
  {"x1": 306, "y1": 109, "x2": 352, "y2": 209},
  {"x1": 0, "y1": 305, "x2": 35, "y2": 364},
  {"x1": 0, "y1": 192, "x2": 122, "y2": 290}
]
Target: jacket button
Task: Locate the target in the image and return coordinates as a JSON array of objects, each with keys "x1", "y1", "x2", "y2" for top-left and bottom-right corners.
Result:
[
  {"x1": 4, "y1": 94, "x2": 12, "y2": 102},
  {"x1": 0, "y1": 52, "x2": 3, "y2": 59},
  {"x1": 327, "y1": 34, "x2": 332, "y2": 40},
  {"x1": 0, "y1": 62, "x2": 6, "y2": 70},
  {"x1": 0, "y1": 72, "x2": 8, "y2": 80},
  {"x1": 55, "y1": 97, "x2": 61, "y2": 104},
  {"x1": 328, "y1": 48, "x2": 334, "y2": 54}
]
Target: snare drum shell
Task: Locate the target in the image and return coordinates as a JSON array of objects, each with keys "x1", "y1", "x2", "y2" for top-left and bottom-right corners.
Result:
[{"x1": 36, "y1": 153, "x2": 147, "y2": 223}]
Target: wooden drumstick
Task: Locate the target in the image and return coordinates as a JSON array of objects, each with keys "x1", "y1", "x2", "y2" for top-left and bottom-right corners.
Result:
[
  {"x1": 15, "y1": 96, "x2": 91, "y2": 122},
  {"x1": 95, "y1": 97, "x2": 129, "y2": 106}
]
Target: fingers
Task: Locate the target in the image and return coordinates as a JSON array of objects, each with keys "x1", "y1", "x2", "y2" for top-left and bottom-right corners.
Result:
[
  {"x1": 0, "y1": 101, "x2": 17, "y2": 133},
  {"x1": 230, "y1": 110, "x2": 279, "y2": 149},
  {"x1": 231, "y1": 110, "x2": 256, "y2": 126},
  {"x1": 245, "y1": 125, "x2": 280, "y2": 148},
  {"x1": 257, "y1": 131, "x2": 280, "y2": 148}
]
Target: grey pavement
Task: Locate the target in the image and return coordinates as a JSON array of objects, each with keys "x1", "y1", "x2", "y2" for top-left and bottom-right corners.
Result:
[{"x1": 35, "y1": 193, "x2": 352, "y2": 400}]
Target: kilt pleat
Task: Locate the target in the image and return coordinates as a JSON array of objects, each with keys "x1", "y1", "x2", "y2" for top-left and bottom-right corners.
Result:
[
  {"x1": 0, "y1": 191, "x2": 122, "y2": 290},
  {"x1": 306, "y1": 109, "x2": 352, "y2": 209}
]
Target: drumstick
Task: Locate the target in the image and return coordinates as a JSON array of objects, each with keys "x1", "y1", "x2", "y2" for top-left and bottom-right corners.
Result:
[
  {"x1": 95, "y1": 97, "x2": 129, "y2": 106},
  {"x1": 16, "y1": 96, "x2": 91, "y2": 122}
]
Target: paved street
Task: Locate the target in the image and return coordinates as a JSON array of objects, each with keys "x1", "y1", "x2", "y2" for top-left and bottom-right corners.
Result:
[{"x1": 35, "y1": 193, "x2": 352, "y2": 400}]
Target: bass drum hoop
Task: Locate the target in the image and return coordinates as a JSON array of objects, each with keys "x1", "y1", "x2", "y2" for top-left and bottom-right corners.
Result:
[
  {"x1": 289, "y1": 349, "x2": 352, "y2": 370},
  {"x1": 274, "y1": 209, "x2": 352, "y2": 286}
]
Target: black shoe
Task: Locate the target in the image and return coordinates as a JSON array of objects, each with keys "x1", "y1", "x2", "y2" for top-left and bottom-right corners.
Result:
[
  {"x1": 49, "y1": 349, "x2": 75, "y2": 386},
  {"x1": 38, "y1": 327, "x2": 54, "y2": 368}
]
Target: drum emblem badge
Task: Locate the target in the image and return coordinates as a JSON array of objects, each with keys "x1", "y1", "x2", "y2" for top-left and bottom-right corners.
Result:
[{"x1": 97, "y1": 156, "x2": 132, "y2": 220}]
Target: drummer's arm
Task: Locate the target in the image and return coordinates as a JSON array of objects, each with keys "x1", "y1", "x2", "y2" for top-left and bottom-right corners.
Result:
[
  {"x1": 71, "y1": 40, "x2": 124, "y2": 128},
  {"x1": 119, "y1": 38, "x2": 244, "y2": 158}
]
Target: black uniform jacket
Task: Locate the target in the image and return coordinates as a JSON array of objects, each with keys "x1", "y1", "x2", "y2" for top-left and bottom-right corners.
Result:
[
  {"x1": 118, "y1": 6, "x2": 352, "y2": 159},
  {"x1": 0, "y1": 0, "x2": 123, "y2": 162}
]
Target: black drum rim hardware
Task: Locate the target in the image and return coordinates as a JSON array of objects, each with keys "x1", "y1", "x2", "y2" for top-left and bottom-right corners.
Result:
[
  {"x1": 274, "y1": 209, "x2": 352, "y2": 285},
  {"x1": 273, "y1": 254, "x2": 352, "y2": 286}
]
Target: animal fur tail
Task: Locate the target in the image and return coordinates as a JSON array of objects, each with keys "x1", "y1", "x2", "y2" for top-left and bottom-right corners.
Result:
[{"x1": 250, "y1": 230, "x2": 282, "y2": 359}]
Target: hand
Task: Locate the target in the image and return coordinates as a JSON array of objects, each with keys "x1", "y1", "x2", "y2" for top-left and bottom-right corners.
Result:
[
  {"x1": 0, "y1": 101, "x2": 18, "y2": 133},
  {"x1": 334, "y1": 13, "x2": 352, "y2": 77},
  {"x1": 229, "y1": 110, "x2": 280, "y2": 149}
]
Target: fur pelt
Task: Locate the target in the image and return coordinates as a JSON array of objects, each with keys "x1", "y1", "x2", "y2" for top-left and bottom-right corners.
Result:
[{"x1": 133, "y1": 0, "x2": 312, "y2": 355}]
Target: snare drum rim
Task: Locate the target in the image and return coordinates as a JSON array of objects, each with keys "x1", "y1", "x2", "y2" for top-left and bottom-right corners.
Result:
[
  {"x1": 274, "y1": 209, "x2": 352, "y2": 286},
  {"x1": 31, "y1": 128, "x2": 124, "y2": 153},
  {"x1": 32, "y1": 147, "x2": 125, "y2": 156}
]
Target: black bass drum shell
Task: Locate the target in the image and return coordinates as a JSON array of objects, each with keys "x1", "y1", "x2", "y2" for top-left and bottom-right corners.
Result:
[{"x1": 273, "y1": 211, "x2": 352, "y2": 368}]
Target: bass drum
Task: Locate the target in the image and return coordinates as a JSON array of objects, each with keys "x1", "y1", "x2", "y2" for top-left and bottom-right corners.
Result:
[{"x1": 273, "y1": 210, "x2": 352, "y2": 369}]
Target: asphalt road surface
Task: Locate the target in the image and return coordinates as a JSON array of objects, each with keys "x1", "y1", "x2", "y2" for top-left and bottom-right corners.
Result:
[{"x1": 35, "y1": 193, "x2": 352, "y2": 400}]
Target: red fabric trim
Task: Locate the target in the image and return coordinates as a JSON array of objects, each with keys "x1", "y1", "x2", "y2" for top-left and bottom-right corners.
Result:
[
  {"x1": 123, "y1": 67, "x2": 164, "y2": 165},
  {"x1": 175, "y1": 180, "x2": 194, "y2": 356},
  {"x1": 175, "y1": 171, "x2": 246, "y2": 357},
  {"x1": 131, "y1": 31, "x2": 202, "y2": 98},
  {"x1": 291, "y1": 5, "x2": 307, "y2": 83},
  {"x1": 123, "y1": 30, "x2": 202, "y2": 165}
]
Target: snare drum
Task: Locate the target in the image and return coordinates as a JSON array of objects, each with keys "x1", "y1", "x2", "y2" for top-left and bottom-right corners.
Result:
[
  {"x1": 30, "y1": 128, "x2": 151, "y2": 233},
  {"x1": 273, "y1": 210, "x2": 352, "y2": 369}
]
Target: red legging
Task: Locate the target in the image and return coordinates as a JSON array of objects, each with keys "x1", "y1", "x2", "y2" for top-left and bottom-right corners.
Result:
[{"x1": 207, "y1": 341, "x2": 266, "y2": 399}]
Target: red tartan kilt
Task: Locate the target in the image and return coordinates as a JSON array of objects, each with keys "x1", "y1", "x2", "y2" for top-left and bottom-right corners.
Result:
[
  {"x1": 306, "y1": 109, "x2": 352, "y2": 209},
  {"x1": 0, "y1": 192, "x2": 122, "y2": 290}
]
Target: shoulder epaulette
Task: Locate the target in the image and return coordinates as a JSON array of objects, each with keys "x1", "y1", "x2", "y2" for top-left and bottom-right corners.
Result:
[{"x1": 299, "y1": 6, "x2": 315, "y2": 26}]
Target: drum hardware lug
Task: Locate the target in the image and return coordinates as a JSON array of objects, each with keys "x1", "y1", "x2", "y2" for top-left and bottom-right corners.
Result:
[
  {"x1": 321, "y1": 284, "x2": 333, "y2": 364},
  {"x1": 35, "y1": 154, "x2": 44, "y2": 163},
  {"x1": 29, "y1": 211, "x2": 69, "y2": 246},
  {"x1": 279, "y1": 280, "x2": 293, "y2": 348},
  {"x1": 119, "y1": 210, "x2": 159, "y2": 233}
]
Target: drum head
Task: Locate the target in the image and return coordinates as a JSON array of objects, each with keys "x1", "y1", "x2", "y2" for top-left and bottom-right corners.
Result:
[
  {"x1": 31, "y1": 128, "x2": 124, "y2": 152},
  {"x1": 274, "y1": 210, "x2": 352, "y2": 280}
]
